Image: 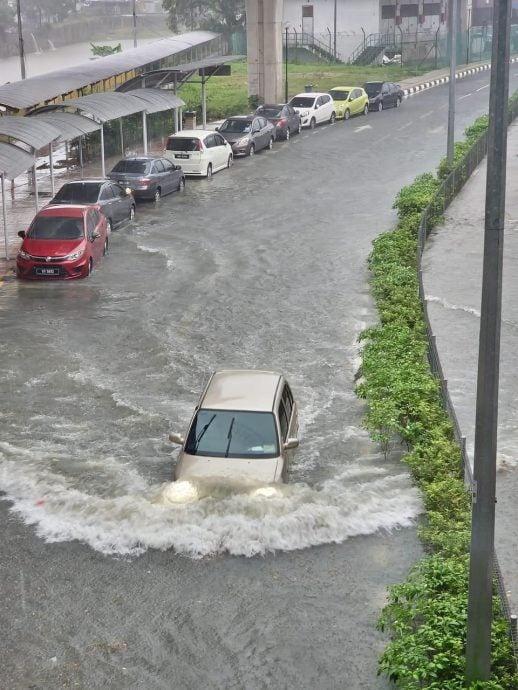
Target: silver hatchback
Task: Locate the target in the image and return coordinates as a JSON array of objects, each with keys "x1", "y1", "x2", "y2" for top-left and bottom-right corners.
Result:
[{"x1": 169, "y1": 370, "x2": 299, "y2": 486}]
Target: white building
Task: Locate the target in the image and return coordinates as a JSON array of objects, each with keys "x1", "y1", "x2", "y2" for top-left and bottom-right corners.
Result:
[{"x1": 282, "y1": 1, "x2": 464, "y2": 61}]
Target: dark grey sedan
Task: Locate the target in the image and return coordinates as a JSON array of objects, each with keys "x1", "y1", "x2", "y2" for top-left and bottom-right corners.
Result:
[
  {"x1": 107, "y1": 156, "x2": 185, "y2": 201},
  {"x1": 363, "y1": 82, "x2": 404, "y2": 112},
  {"x1": 50, "y1": 179, "x2": 136, "y2": 230},
  {"x1": 255, "y1": 104, "x2": 301, "y2": 140},
  {"x1": 216, "y1": 116, "x2": 275, "y2": 157}
]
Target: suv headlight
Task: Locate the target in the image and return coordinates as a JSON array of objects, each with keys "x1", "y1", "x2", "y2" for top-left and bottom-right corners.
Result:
[
  {"x1": 65, "y1": 248, "x2": 85, "y2": 261},
  {"x1": 18, "y1": 249, "x2": 31, "y2": 260},
  {"x1": 236, "y1": 136, "x2": 250, "y2": 147}
]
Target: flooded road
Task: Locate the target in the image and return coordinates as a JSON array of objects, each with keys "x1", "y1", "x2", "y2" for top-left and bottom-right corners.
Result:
[{"x1": 0, "y1": 71, "x2": 508, "y2": 687}]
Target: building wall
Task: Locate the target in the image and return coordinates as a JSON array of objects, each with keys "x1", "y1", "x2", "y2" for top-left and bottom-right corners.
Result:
[{"x1": 282, "y1": 0, "x2": 380, "y2": 61}]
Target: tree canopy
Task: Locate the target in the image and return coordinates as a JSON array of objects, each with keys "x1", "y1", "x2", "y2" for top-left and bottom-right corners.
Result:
[{"x1": 162, "y1": 0, "x2": 245, "y2": 36}]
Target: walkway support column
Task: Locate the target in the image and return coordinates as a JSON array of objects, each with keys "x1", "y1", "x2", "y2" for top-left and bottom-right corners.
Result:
[
  {"x1": 49, "y1": 142, "x2": 55, "y2": 198},
  {"x1": 1, "y1": 173, "x2": 8, "y2": 259},
  {"x1": 119, "y1": 118, "x2": 125, "y2": 156},
  {"x1": 100, "y1": 124, "x2": 106, "y2": 178},
  {"x1": 201, "y1": 68, "x2": 207, "y2": 128},
  {"x1": 33, "y1": 162, "x2": 38, "y2": 213},
  {"x1": 142, "y1": 111, "x2": 148, "y2": 154},
  {"x1": 246, "y1": 0, "x2": 284, "y2": 104}
]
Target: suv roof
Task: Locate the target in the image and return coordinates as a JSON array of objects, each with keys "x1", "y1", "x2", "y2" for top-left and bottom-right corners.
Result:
[{"x1": 201, "y1": 370, "x2": 282, "y2": 412}]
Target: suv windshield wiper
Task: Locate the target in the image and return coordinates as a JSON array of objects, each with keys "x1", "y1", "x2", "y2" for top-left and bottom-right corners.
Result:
[
  {"x1": 225, "y1": 417, "x2": 235, "y2": 458},
  {"x1": 193, "y1": 414, "x2": 216, "y2": 452}
]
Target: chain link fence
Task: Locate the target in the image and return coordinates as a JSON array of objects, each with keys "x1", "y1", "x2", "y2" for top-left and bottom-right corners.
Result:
[{"x1": 416, "y1": 92, "x2": 518, "y2": 667}]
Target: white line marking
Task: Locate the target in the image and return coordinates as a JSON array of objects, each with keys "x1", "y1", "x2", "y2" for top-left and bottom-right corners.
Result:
[
  {"x1": 354, "y1": 125, "x2": 372, "y2": 133},
  {"x1": 476, "y1": 84, "x2": 490, "y2": 91},
  {"x1": 397, "y1": 121, "x2": 413, "y2": 131},
  {"x1": 419, "y1": 110, "x2": 434, "y2": 119},
  {"x1": 459, "y1": 92, "x2": 473, "y2": 100}
]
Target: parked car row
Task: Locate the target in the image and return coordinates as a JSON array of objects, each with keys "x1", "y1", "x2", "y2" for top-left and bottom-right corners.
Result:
[{"x1": 16, "y1": 80, "x2": 405, "y2": 280}]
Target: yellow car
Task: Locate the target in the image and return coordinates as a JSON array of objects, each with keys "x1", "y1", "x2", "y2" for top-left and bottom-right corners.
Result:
[{"x1": 329, "y1": 87, "x2": 369, "y2": 121}]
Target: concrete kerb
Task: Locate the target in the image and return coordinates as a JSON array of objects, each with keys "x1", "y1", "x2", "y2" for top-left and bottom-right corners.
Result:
[{"x1": 403, "y1": 57, "x2": 518, "y2": 98}]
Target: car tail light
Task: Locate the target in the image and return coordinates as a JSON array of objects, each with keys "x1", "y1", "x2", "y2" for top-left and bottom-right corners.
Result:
[
  {"x1": 277, "y1": 118, "x2": 287, "y2": 127},
  {"x1": 197, "y1": 140, "x2": 204, "y2": 151}
]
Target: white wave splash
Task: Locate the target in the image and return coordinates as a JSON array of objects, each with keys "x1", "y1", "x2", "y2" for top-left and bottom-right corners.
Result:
[
  {"x1": 426, "y1": 294, "x2": 481, "y2": 317},
  {"x1": 0, "y1": 449, "x2": 421, "y2": 558},
  {"x1": 136, "y1": 244, "x2": 174, "y2": 270}
]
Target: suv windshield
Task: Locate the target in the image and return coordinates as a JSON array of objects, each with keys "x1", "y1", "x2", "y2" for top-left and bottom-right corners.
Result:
[
  {"x1": 28, "y1": 216, "x2": 84, "y2": 240},
  {"x1": 167, "y1": 137, "x2": 199, "y2": 151},
  {"x1": 289, "y1": 96, "x2": 315, "y2": 108},
  {"x1": 111, "y1": 160, "x2": 149, "y2": 174},
  {"x1": 364, "y1": 83, "x2": 383, "y2": 96},
  {"x1": 185, "y1": 409, "x2": 279, "y2": 459},
  {"x1": 53, "y1": 183, "x2": 100, "y2": 204},
  {"x1": 329, "y1": 90, "x2": 350, "y2": 101},
  {"x1": 219, "y1": 119, "x2": 251, "y2": 134}
]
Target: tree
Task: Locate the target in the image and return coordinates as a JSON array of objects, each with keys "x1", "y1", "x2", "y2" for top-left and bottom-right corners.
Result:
[
  {"x1": 162, "y1": 0, "x2": 245, "y2": 37},
  {"x1": 0, "y1": 0, "x2": 15, "y2": 29}
]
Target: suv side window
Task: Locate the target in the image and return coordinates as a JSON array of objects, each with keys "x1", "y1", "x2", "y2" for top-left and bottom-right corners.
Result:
[
  {"x1": 214, "y1": 133, "x2": 226, "y2": 146},
  {"x1": 278, "y1": 400, "x2": 289, "y2": 441},
  {"x1": 99, "y1": 185, "x2": 113, "y2": 200},
  {"x1": 162, "y1": 159, "x2": 174, "y2": 171},
  {"x1": 252, "y1": 119, "x2": 261, "y2": 132},
  {"x1": 204, "y1": 135, "x2": 214, "y2": 148},
  {"x1": 152, "y1": 160, "x2": 165, "y2": 173},
  {"x1": 281, "y1": 385, "x2": 293, "y2": 422},
  {"x1": 110, "y1": 183, "x2": 125, "y2": 198},
  {"x1": 382, "y1": 83, "x2": 390, "y2": 95}
]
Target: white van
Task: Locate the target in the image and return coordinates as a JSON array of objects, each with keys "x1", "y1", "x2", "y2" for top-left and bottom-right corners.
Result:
[{"x1": 164, "y1": 130, "x2": 233, "y2": 178}]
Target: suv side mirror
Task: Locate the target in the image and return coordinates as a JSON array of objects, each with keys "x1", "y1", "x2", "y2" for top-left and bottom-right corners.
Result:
[
  {"x1": 215, "y1": 126, "x2": 220, "y2": 131},
  {"x1": 169, "y1": 432, "x2": 185, "y2": 445},
  {"x1": 283, "y1": 438, "x2": 299, "y2": 451},
  {"x1": 18, "y1": 230, "x2": 26, "y2": 238},
  {"x1": 92, "y1": 230, "x2": 101, "y2": 240}
]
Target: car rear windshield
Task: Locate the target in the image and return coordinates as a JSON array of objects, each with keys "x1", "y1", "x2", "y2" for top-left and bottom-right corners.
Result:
[
  {"x1": 364, "y1": 83, "x2": 383, "y2": 96},
  {"x1": 166, "y1": 137, "x2": 199, "y2": 151},
  {"x1": 53, "y1": 183, "x2": 100, "y2": 204},
  {"x1": 28, "y1": 216, "x2": 84, "y2": 240},
  {"x1": 329, "y1": 90, "x2": 349, "y2": 101},
  {"x1": 258, "y1": 108, "x2": 282, "y2": 118},
  {"x1": 111, "y1": 160, "x2": 148, "y2": 174},
  {"x1": 289, "y1": 96, "x2": 315, "y2": 108},
  {"x1": 185, "y1": 409, "x2": 279, "y2": 459},
  {"x1": 219, "y1": 119, "x2": 251, "y2": 133}
]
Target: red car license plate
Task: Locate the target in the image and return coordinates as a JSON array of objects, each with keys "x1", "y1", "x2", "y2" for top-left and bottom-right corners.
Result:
[{"x1": 35, "y1": 267, "x2": 60, "y2": 276}]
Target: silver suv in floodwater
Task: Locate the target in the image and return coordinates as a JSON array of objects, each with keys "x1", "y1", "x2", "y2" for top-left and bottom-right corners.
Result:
[{"x1": 169, "y1": 370, "x2": 299, "y2": 484}]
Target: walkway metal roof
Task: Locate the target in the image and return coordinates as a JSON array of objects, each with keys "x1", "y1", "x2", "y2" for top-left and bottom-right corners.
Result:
[
  {"x1": 30, "y1": 111, "x2": 102, "y2": 138},
  {"x1": 117, "y1": 55, "x2": 244, "y2": 91},
  {"x1": 36, "y1": 88, "x2": 185, "y2": 122},
  {"x1": 0, "y1": 115, "x2": 61, "y2": 150},
  {"x1": 0, "y1": 31, "x2": 217, "y2": 110},
  {"x1": 125, "y1": 88, "x2": 185, "y2": 114},
  {"x1": 0, "y1": 141, "x2": 34, "y2": 179}
]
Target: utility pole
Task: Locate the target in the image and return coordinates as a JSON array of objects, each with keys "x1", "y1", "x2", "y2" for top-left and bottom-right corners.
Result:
[
  {"x1": 447, "y1": 0, "x2": 458, "y2": 163},
  {"x1": 285, "y1": 27, "x2": 289, "y2": 102},
  {"x1": 16, "y1": 0, "x2": 26, "y2": 80},
  {"x1": 466, "y1": 0, "x2": 512, "y2": 682},
  {"x1": 333, "y1": 0, "x2": 337, "y2": 59},
  {"x1": 132, "y1": 0, "x2": 137, "y2": 48}
]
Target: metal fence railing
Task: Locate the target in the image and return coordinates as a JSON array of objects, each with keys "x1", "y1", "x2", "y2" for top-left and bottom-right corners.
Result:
[{"x1": 416, "y1": 93, "x2": 518, "y2": 666}]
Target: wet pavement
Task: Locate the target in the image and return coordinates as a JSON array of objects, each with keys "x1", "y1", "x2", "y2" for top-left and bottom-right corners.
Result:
[
  {"x1": 423, "y1": 120, "x2": 518, "y2": 613},
  {"x1": 1, "y1": 70, "x2": 513, "y2": 688}
]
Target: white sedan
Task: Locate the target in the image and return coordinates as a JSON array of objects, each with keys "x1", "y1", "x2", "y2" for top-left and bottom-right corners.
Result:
[
  {"x1": 288, "y1": 92, "x2": 336, "y2": 129},
  {"x1": 164, "y1": 130, "x2": 233, "y2": 178}
]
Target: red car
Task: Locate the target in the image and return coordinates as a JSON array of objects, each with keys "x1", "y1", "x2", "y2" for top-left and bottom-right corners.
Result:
[{"x1": 17, "y1": 205, "x2": 109, "y2": 280}]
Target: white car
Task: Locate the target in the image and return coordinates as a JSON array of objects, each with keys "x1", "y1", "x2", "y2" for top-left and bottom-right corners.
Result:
[
  {"x1": 164, "y1": 130, "x2": 233, "y2": 178},
  {"x1": 169, "y1": 370, "x2": 299, "y2": 487},
  {"x1": 288, "y1": 92, "x2": 336, "y2": 129}
]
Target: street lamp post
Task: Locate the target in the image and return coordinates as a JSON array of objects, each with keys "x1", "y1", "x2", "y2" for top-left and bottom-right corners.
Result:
[
  {"x1": 133, "y1": 0, "x2": 137, "y2": 48},
  {"x1": 447, "y1": 0, "x2": 458, "y2": 164},
  {"x1": 16, "y1": 0, "x2": 26, "y2": 80},
  {"x1": 466, "y1": 0, "x2": 512, "y2": 682},
  {"x1": 333, "y1": 0, "x2": 337, "y2": 59}
]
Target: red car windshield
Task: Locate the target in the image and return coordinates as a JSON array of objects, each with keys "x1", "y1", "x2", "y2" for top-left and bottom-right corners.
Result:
[{"x1": 28, "y1": 216, "x2": 84, "y2": 240}]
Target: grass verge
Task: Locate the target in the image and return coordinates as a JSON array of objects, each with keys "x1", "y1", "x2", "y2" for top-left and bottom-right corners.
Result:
[
  {"x1": 356, "y1": 112, "x2": 518, "y2": 688},
  {"x1": 177, "y1": 60, "x2": 426, "y2": 121}
]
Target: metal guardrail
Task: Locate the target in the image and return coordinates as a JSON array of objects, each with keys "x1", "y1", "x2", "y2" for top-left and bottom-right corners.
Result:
[
  {"x1": 285, "y1": 30, "x2": 344, "y2": 63},
  {"x1": 347, "y1": 32, "x2": 398, "y2": 65},
  {"x1": 416, "y1": 95, "x2": 518, "y2": 666}
]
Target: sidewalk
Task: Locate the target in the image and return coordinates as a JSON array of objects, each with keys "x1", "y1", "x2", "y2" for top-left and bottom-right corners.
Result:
[{"x1": 422, "y1": 120, "x2": 518, "y2": 613}]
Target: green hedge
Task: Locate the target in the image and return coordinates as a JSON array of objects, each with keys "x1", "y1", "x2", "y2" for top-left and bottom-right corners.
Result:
[{"x1": 357, "y1": 116, "x2": 518, "y2": 688}]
